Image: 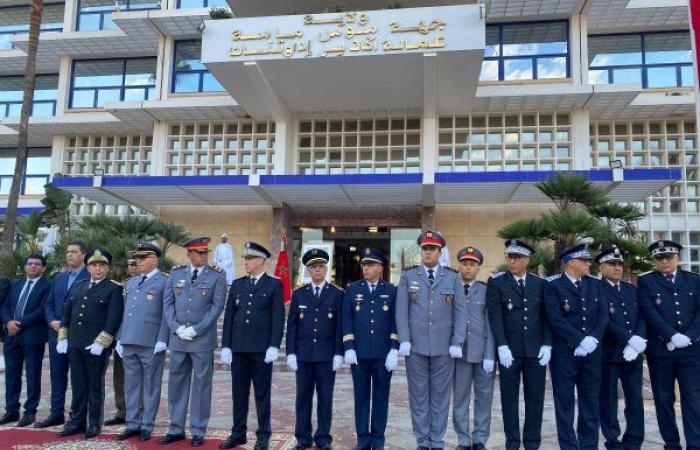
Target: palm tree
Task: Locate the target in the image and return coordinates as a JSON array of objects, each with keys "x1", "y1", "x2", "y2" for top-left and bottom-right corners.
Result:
[{"x1": 0, "y1": 0, "x2": 44, "y2": 269}]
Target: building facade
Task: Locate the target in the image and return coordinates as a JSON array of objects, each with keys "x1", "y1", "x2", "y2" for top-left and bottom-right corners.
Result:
[{"x1": 0, "y1": 0, "x2": 697, "y2": 282}]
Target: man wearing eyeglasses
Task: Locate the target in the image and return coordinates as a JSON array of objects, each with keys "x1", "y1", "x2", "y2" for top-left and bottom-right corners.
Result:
[
  {"x1": 0, "y1": 254, "x2": 50, "y2": 427},
  {"x1": 596, "y1": 245, "x2": 646, "y2": 450},
  {"x1": 638, "y1": 240, "x2": 700, "y2": 450}
]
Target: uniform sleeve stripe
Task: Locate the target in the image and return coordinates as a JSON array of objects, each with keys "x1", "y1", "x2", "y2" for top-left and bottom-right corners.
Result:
[
  {"x1": 390, "y1": 333, "x2": 400, "y2": 341},
  {"x1": 343, "y1": 334, "x2": 355, "y2": 342}
]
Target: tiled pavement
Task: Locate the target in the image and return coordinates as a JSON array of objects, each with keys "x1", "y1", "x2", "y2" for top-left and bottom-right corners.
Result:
[{"x1": 0, "y1": 355, "x2": 680, "y2": 449}]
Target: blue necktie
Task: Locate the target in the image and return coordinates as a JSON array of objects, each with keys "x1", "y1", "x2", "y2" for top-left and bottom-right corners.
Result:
[
  {"x1": 67, "y1": 270, "x2": 77, "y2": 289},
  {"x1": 428, "y1": 269, "x2": 435, "y2": 284},
  {"x1": 14, "y1": 280, "x2": 34, "y2": 320}
]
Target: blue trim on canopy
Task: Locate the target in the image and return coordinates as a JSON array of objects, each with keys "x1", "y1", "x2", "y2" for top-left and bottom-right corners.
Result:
[
  {"x1": 0, "y1": 207, "x2": 43, "y2": 215},
  {"x1": 259, "y1": 174, "x2": 423, "y2": 185}
]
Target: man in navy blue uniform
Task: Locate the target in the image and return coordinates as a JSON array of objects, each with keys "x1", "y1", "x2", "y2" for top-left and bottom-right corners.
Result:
[
  {"x1": 638, "y1": 240, "x2": 700, "y2": 450},
  {"x1": 543, "y1": 241, "x2": 608, "y2": 450},
  {"x1": 486, "y1": 239, "x2": 551, "y2": 450},
  {"x1": 285, "y1": 248, "x2": 344, "y2": 450},
  {"x1": 0, "y1": 253, "x2": 50, "y2": 427},
  {"x1": 596, "y1": 245, "x2": 646, "y2": 450},
  {"x1": 36, "y1": 240, "x2": 90, "y2": 428},
  {"x1": 342, "y1": 248, "x2": 398, "y2": 450}
]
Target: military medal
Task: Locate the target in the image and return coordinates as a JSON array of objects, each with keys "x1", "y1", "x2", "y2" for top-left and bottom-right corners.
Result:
[
  {"x1": 445, "y1": 293, "x2": 454, "y2": 304},
  {"x1": 146, "y1": 292, "x2": 154, "y2": 301},
  {"x1": 382, "y1": 303, "x2": 389, "y2": 312},
  {"x1": 355, "y1": 293, "x2": 363, "y2": 312},
  {"x1": 328, "y1": 310, "x2": 333, "y2": 319},
  {"x1": 235, "y1": 298, "x2": 240, "y2": 306},
  {"x1": 655, "y1": 294, "x2": 662, "y2": 305},
  {"x1": 409, "y1": 281, "x2": 419, "y2": 303},
  {"x1": 507, "y1": 299, "x2": 513, "y2": 311},
  {"x1": 175, "y1": 279, "x2": 185, "y2": 295},
  {"x1": 300, "y1": 312, "x2": 305, "y2": 319},
  {"x1": 609, "y1": 302, "x2": 615, "y2": 314},
  {"x1": 563, "y1": 299, "x2": 571, "y2": 312},
  {"x1": 201, "y1": 289, "x2": 207, "y2": 296}
]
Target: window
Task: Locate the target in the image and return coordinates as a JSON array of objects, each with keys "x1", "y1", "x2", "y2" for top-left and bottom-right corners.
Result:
[
  {"x1": 77, "y1": 0, "x2": 159, "y2": 31},
  {"x1": 589, "y1": 31, "x2": 693, "y2": 88},
  {"x1": 172, "y1": 41, "x2": 224, "y2": 93},
  {"x1": 0, "y1": 75, "x2": 58, "y2": 118},
  {"x1": 70, "y1": 58, "x2": 157, "y2": 108},
  {"x1": 177, "y1": 0, "x2": 226, "y2": 8},
  {"x1": 0, "y1": 151, "x2": 51, "y2": 195},
  {"x1": 481, "y1": 21, "x2": 569, "y2": 82},
  {"x1": 0, "y1": 4, "x2": 63, "y2": 50}
]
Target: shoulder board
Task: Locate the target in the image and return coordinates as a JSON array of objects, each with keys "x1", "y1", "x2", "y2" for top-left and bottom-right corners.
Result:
[
  {"x1": 330, "y1": 282, "x2": 345, "y2": 291},
  {"x1": 545, "y1": 274, "x2": 561, "y2": 282},
  {"x1": 477, "y1": 280, "x2": 487, "y2": 286},
  {"x1": 490, "y1": 271, "x2": 505, "y2": 279},
  {"x1": 209, "y1": 265, "x2": 223, "y2": 273},
  {"x1": 443, "y1": 266, "x2": 459, "y2": 273},
  {"x1": 404, "y1": 265, "x2": 419, "y2": 271},
  {"x1": 637, "y1": 271, "x2": 653, "y2": 278},
  {"x1": 683, "y1": 269, "x2": 699, "y2": 278},
  {"x1": 172, "y1": 264, "x2": 187, "y2": 270},
  {"x1": 157, "y1": 271, "x2": 169, "y2": 278},
  {"x1": 301, "y1": 283, "x2": 310, "y2": 289},
  {"x1": 269, "y1": 274, "x2": 281, "y2": 280},
  {"x1": 528, "y1": 272, "x2": 543, "y2": 279},
  {"x1": 74, "y1": 278, "x2": 89, "y2": 285},
  {"x1": 110, "y1": 279, "x2": 122, "y2": 286},
  {"x1": 587, "y1": 274, "x2": 602, "y2": 280}
]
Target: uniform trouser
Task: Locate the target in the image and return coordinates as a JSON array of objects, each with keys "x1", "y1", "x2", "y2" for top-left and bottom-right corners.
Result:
[
  {"x1": 4, "y1": 341, "x2": 45, "y2": 415},
  {"x1": 112, "y1": 351, "x2": 125, "y2": 418},
  {"x1": 406, "y1": 353, "x2": 454, "y2": 448},
  {"x1": 231, "y1": 352, "x2": 272, "y2": 441},
  {"x1": 122, "y1": 344, "x2": 165, "y2": 432},
  {"x1": 351, "y1": 358, "x2": 393, "y2": 449},
  {"x1": 499, "y1": 357, "x2": 546, "y2": 450},
  {"x1": 599, "y1": 358, "x2": 644, "y2": 450},
  {"x1": 295, "y1": 360, "x2": 335, "y2": 447},
  {"x1": 550, "y1": 351, "x2": 601, "y2": 450},
  {"x1": 647, "y1": 354, "x2": 700, "y2": 450},
  {"x1": 67, "y1": 347, "x2": 110, "y2": 429},
  {"x1": 166, "y1": 350, "x2": 213, "y2": 437},
  {"x1": 48, "y1": 339, "x2": 70, "y2": 417},
  {"x1": 452, "y1": 359, "x2": 495, "y2": 448}
]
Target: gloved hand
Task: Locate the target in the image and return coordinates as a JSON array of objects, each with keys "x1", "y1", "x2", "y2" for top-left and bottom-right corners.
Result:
[
  {"x1": 449, "y1": 345, "x2": 463, "y2": 359},
  {"x1": 183, "y1": 326, "x2": 198, "y2": 339},
  {"x1": 153, "y1": 341, "x2": 167, "y2": 354},
  {"x1": 498, "y1": 345, "x2": 513, "y2": 368},
  {"x1": 175, "y1": 325, "x2": 192, "y2": 341},
  {"x1": 385, "y1": 349, "x2": 399, "y2": 372},
  {"x1": 398, "y1": 341, "x2": 411, "y2": 357},
  {"x1": 666, "y1": 342, "x2": 676, "y2": 352},
  {"x1": 219, "y1": 347, "x2": 232, "y2": 364},
  {"x1": 574, "y1": 345, "x2": 589, "y2": 357},
  {"x1": 622, "y1": 345, "x2": 638, "y2": 362},
  {"x1": 115, "y1": 340, "x2": 124, "y2": 358},
  {"x1": 344, "y1": 349, "x2": 358, "y2": 365},
  {"x1": 538, "y1": 345, "x2": 552, "y2": 366},
  {"x1": 671, "y1": 333, "x2": 692, "y2": 348},
  {"x1": 580, "y1": 336, "x2": 599, "y2": 353},
  {"x1": 56, "y1": 340, "x2": 68, "y2": 354},
  {"x1": 332, "y1": 355, "x2": 343, "y2": 371},
  {"x1": 264, "y1": 346, "x2": 279, "y2": 364},
  {"x1": 482, "y1": 359, "x2": 495, "y2": 373},
  {"x1": 85, "y1": 342, "x2": 104, "y2": 356},
  {"x1": 627, "y1": 335, "x2": 647, "y2": 353},
  {"x1": 286, "y1": 354, "x2": 298, "y2": 371}
]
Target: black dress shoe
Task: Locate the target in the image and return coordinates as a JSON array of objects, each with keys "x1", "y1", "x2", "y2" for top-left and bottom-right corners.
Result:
[
  {"x1": 472, "y1": 444, "x2": 487, "y2": 450},
  {"x1": 16, "y1": 413, "x2": 35, "y2": 427},
  {"x1": 84, "y1": 426, "x2": 101, "y2": 439},
  {"x1": 318, "y1": 446, "x2": 333, "y2": 450},
  {"x1": 158, "y1": 433, "x2": 186, "y2": 445},
  {"x1": 417, "y1": 447, "x2": 430, "y2": 450},
  {"x1": 191, "y1": 436, "x2": 204, "y2": 447},
  {"x1": 0, "y1": 412, "x2": 19, "y2": 425},
  {"x1": 455, "y1": 446, "x2": 471, "y2": 450},
  {"x1": 34, "y1": 415, "x2": 64, "y2": 428},
  {"x1": 253, "y1": 438, "x2": 269, "y2": 450},
  {"x1": 293, "y1": 445, "x2": 311, "y2": 450},
  {"x1": 58, "y1": 424, "x2": 85, "y2": 436},
  {"x1": 117, "y1": 428, "x2": 141, "y2": 440},
  {"x1": 219, "y1": 434, "x2": 246, "y2": 449},
  {"x1": 103, "y1": 416, "x2": 125, "y2": 426},
  {"x1": 140, "y1": 430, "x2": 152, "y2": 441}
]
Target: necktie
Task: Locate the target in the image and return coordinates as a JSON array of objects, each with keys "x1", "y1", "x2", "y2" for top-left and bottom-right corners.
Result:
[
  {"x1": 575, "y1": 280, "x2": 581, "y2": 290},
  {"x1": 666, "y1": 274, "x2": 674, "y2": 285},
  {"x1": 463, "y1": 284, "x2": 469, "y2": 296},
  {"x1": 138, "y1": 275, "x2": 147, "y2": 287},
  {"x1": 90, "y1": 281, "x2": 97, "y2": 290},
  {"x1": 191, "y1": 269, "x2": 198, "y2": 283},
  {"x1": 250, "y1": 276, "x2": 256, "y2": 287},
  {"x1": 614, "y1": 284, "x2": 620, "y2": 292},
  {"x1": 314, "y1": 286, "x2": 321, "y2": 299},
  {"x1": 518, "y1": 278, "x2": 525, "y2": 293},
  {"x1": 67, "y1": 270, "x2": 77, "y2": 289},
  {"x1": 14, "y1": 280, "x2": 33, "y2": 320},
  {"x1": 369, "y1": 284, "x2": 376, "y2": 294},
  {"x1": 428, "y1": 269, "x2": 435, "y2": 284}
]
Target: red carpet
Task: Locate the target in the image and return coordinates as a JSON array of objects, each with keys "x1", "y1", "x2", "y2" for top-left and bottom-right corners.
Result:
[{"x1": 0, "y1": 428, "x2": 295, "y2": 449}]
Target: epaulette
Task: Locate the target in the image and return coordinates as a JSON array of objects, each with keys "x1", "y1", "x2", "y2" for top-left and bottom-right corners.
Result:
[
  {"x1": 528, "y1": 272, "x2": 543, "y2": 279},
  {"x1": 270, "y1": 274, "x2": 280, "y2": 279},
  {"x1": 74, "y1": 278, "x2": 89, "y2": 284},
  {"x1": 209, "y1": 265, "x2": 223, "y2": 273},
  {"x1": 404, "y1": 265, "x2": 419, "y2": 270},
  {"x1": 444, "y1": 266, "x2": 459, "y2": 273},
  {"x1": 490, "y1": 271, "x2": 505, "y2": 279},
  {"x1": 637, "y1": 270, "x2": 653, "y2": 277},
  {"x1": 587, "y1": 273, "x2": 602, "y2": 280},
  {"x1": 545, "y1": 274, "x2": 561, "y2": 282},
  {"x1": 477, "y1": 280, "x2": 487, "y2": 286},
  {"x1": 172, "y1": 264, "x2": 187, "y2": 270},
  {"x1": 110, "y1": 279, "x2": 122, "y2": 286},
  {"x1": 331, "y1": 282, "x2": 345, "y2": 291}
]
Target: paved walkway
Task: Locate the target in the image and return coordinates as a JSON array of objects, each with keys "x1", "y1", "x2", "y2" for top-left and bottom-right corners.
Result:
[{"x1": 0, "y1": 354, "x2": 680, "y2": 449}]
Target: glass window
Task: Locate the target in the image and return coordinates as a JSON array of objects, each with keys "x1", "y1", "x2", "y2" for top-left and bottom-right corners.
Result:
[
  {"x1": 172, "y1": 41, "x2": 224, "y2": 93},
  {"x1": 78, "y1": 0, "x2": 159, "y2": 31},
  {"x1": 0, "y1": 4, "x2": 63, "y2": 49},
  {"x1": 177, "y1": 0, "x2": 227, "y2": 7},
  {"x1": 0, "y1": 75, "x2": 58, "y2": 118},
  {"x1": 70, "y1": 58, "x2": 157, "y2": 108},
  {"x1": 501, "y1": 22, "x2": 567, "y2": 56},
  {"x1": 645, "y1": 33, "x2": 692, "y2": 64},
  {"x1": 589, "y1": 35, "x2": 642, "y2": 67},
  {"x1": 0, "y1": 152, "x2": 50, "y2": 195}
]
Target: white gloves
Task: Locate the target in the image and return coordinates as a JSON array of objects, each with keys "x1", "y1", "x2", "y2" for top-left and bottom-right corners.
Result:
[
  {"x1": 449, "y1": 345, "x2": 463, "y2": 359},
  {"x1": 56, "y1": 340, "x2": 68, "y2": 354},
  {"x1": 344, "y1": 349, "x2": 358, "y2": 365},
  {"x1": 667, "y1": 342, "x2": 676, "y2": 352},
  {"x1": 627, "y1": 335, "x2": 647, "y2": 353},
  {"x1": 498, "y1": 346, "x2": 513, "y2": 368},
  {"x1": 622, "y1": 345, "x2": 639, "y2": 362},
  {"x1": 332, "y1": 355, "x2": 343, "y2": 371},
  {"x1": 115, "y1": 341, "x2": 124, "y2": 358},
  {"x1": 264, "y1": 346, "x2": 279, "y2": 364},
  {"x1": 398, "y1": 341, "x2": 411, "y2": 357},
  {"x1": 580, "y1": 336, "x2": 599, "y2": 353},
  {"x1": 175, "y1": 325, "x2": 192, "y2": 341},
  {"x1": 85, "y1": 342, "x2": 104, "y2": 356},
  {"x1": 286, "y1": 354, "x2": 298, "y2": 371},
  {"x1": 183, "y1": 326, "x2": 197, "y2": 339},
  {"x1": 538, "y1": 345, "x2": 552, "y2": 366},
  {"x1": 671, "y1": 333, "x2": 692, "y2": 348},
  {"x1": 154, "y1": 341, "x2": 167, "y2": 354},
  {"x1": 385, "y1": 349, "x2": 399, "y2": 372},
  {"x1": 482, "y1": 359, "x2": 495, "y2": 373},
  {"x1": 574, "y1": 345, "x2": 588, "y2": 357},
  {"x1": 220, "y1": 347, "x2": 232, "y2": 364}
]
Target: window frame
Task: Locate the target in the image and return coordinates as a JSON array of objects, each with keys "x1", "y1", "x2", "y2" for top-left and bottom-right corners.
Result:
[
  {"x1": 0, "y1": 3, "x2": 64, "y2": 49},
  {"x1": 171, "y1": 40, "x2": 224, "y2": 94},
  {"x1": 76, "y1": 0, "x2": 160, "y2": 32},
  {"x1": 0, "y1": 74, "x2": 59, "y2": 118},
  {"x1": 0, "y1": 148, "x2": 51, "y2": 196}
]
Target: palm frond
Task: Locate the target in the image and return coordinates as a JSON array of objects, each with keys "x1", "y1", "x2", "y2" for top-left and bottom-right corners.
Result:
[{"x1": 536, "y1": 173, "x2": 607, "y2": 210}]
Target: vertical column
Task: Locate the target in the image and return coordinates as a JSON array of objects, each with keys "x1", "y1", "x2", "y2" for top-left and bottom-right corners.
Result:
[
  {"x1": 272, "y1": 118, "x2": 295, "y2": 175},
  {"x1": 571, "y1": 109, "x2": 591, "y2": 170},
  {"x1": 157, "y1": 37, "x2": 172, "y2": 100},
  {"x1": 50, "y1": 135, "x2": 65, "y2": 178},
  {"x1": 270, "y1": 202, "x2": 293, "y2": 269},
  {"x1": 421, "y1": 206, "x2": 435, "y2": 230},
  {"x1": 55, "y1": 56, "x2": 72, "y2": 115},
  {"x1": 151, "y1": 121, "x2": 168, "y2": 176},
  {"x1": 63, "y1": 0, "x2": 78, "y2": 32},
  {"x1": 421, "y1": 53, "x2": 438, "y2": 176},
  {"x1": 569, "y1": 14, "x2": 589, "y2": 86}
]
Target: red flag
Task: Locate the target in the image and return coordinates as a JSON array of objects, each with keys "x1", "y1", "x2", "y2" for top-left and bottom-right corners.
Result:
[{"x1": 274, "y1": 235, "x2": 292, "y2": 303}]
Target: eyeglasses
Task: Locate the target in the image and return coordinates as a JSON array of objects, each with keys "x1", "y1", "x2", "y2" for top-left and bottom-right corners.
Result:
[{"x1": 25, "y1": 262, "x2": 43, "y2": 267}]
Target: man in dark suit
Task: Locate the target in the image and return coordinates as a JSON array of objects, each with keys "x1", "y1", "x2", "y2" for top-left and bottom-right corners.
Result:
[
  {"x1": 0, "y1": 276, "x2": 9, "y2": 339},
  {"x1": 0, "y1": 253, "x2": 50, "y2": 427},
  {"x1": 36, "y1": 240, "x2": 90, "y2": 428},
  {"x1": 219, "y1": 242, "x2": 285, "y2": 450}
]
